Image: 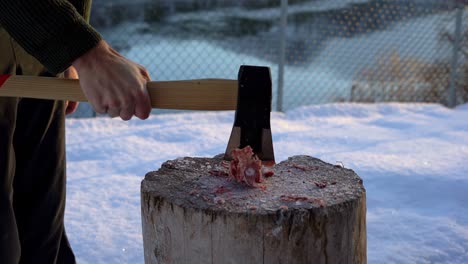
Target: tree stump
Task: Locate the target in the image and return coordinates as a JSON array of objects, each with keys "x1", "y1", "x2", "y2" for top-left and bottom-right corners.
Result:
[{"x1": 141, "y1": 155, "x2": 366, "y2": 264}]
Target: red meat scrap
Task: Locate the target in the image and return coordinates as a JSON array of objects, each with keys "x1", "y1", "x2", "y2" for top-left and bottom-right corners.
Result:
[
  {"x1": 228, "y1": 146, "x2": 274, "y2": 187},
  {"x1": 207, "y1": 146, "x2": 275, "y2": 187},
  {"x1": 229, "y1": 146, "x2": 263, "y2": 186}
]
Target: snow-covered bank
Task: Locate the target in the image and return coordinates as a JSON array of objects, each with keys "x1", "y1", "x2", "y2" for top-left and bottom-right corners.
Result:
[{"x1": 65, "y1": 102, "x2": 468, "y2": 263}]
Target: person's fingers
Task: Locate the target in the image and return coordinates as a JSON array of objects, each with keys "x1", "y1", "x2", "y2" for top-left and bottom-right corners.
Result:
[
  {"x1": 107, "y1": 108, "x2": 120, "y2": 118},
  {"x1": 119, "y1": 102, "x2": 135, "y2": 121},
  {"x1": 65, "y1": 101, "x2": 79, "y2": 115},
  {"x1": 94, "y1": 105, "x2": 107, "y2": 115},
  {"x1": 64, "y1": 66, "x2": 79, "y2": 79},
  {"x1": 134, "y1": 82, "x2": 152, "y2": 120},
  {"x1": 83, "y1": 90, "x2": 106, "y2": 114}
]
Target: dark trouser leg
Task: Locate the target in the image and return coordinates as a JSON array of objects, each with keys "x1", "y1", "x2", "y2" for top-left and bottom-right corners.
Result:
[
  {"x1": 0, "y1": 101, "x2": 75, "y2": 264},
  {"x1": 0, "y1": 26, "x2": 21, "y2": 264},
  {"x1": 0, "y1": 27, "x2": 75, "y2": 264},
  {"x1": 12, "y1": 98, "x2": 75, "y2": 264},
  {"x1": 0, "y1": 97, "x2": 21, "y2": 264}
]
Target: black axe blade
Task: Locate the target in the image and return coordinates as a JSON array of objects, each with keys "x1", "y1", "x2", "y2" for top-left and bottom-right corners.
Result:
[{"x1": 224, "y1": 65, "x2": 275, "y2": 163}]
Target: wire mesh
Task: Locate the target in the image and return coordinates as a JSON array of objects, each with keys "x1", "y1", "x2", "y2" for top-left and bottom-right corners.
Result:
[{"x1": 71, "y1": 0, "x2": 467, "y2": 117}]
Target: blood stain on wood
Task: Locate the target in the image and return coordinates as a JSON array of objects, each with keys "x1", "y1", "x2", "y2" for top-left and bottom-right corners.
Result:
[
  {"x1": 314, "y1": 181, "x2": 327, "y2": 189},
  {"x1": 214, "y1": 185, "x2": 230, "y2": 195},
  {"x1": 209, "y1": 170, "x2": 228, "y2": 177}
]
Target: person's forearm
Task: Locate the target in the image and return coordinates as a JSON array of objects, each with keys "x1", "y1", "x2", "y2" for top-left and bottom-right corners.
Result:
[{"x1": 0, "y1": 0, "x2": 102, "y2": 75}]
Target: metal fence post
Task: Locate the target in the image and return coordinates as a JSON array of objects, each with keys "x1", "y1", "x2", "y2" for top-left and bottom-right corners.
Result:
[
  {"x1": 277, "y1": 0, "x2": 288, "y2": 112},
  {"x1": 448, "y1": 2, "x2": 463, "y2": 108}
]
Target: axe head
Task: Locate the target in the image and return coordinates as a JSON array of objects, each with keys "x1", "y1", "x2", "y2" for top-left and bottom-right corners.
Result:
[{"x1": 224, "y1": 65, "x2": 275, "y2": 163}]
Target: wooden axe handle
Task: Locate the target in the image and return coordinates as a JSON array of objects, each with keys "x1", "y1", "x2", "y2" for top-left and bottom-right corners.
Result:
[{"x1": 0, "y1": 75, "x2": 238, "y2": 110}]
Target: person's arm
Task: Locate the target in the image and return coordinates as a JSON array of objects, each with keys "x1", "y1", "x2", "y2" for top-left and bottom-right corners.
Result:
[
  {"x1": 0, "y1": 1, "x2": 152, "y2": 120},
  {"x1": 0, "y1": 0, "x2": 101, "y2": 75}
]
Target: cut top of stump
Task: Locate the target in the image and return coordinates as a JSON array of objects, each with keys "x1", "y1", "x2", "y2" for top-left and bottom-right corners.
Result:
[{"x1": 142, "y1": 155, "x2": 365, "y2": 215}]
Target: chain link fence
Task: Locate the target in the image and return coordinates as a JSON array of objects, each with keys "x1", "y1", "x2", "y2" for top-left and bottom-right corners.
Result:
[{"x1": 71, "y1": 0, "x2": 466, "y2": 117}]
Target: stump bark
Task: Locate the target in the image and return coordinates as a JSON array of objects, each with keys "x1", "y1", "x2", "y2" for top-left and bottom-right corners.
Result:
[{"x1": 141, "y1": 155, "x2": 366, "y2": 264}]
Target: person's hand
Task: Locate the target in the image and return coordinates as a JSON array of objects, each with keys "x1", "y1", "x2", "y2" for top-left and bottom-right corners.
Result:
[
  {"x1": 72, "y1": 40, "x2": 152, "y2": 120},
  {"x1": 63, "y1": 66, "x2": 79, "y2": 115}
]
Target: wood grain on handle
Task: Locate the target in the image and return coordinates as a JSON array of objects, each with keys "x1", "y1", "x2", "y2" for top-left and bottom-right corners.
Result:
[{"x1": 0, "y1": 75, "x2": 238, "y2": 110}]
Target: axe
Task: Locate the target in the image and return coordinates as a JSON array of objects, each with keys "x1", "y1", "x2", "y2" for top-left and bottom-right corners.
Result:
[{"x1": 0, "y1": 65, "x2": 275, "y2": 163}]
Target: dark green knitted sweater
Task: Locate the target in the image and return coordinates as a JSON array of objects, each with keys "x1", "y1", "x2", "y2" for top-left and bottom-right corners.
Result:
[{"x1": 0, "y1": 0, "x2": 102, "y2": 75}]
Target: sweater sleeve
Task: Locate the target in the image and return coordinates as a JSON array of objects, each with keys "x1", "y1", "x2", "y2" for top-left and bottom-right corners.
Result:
[
  {"x1": 68, "y1": 0, "x2": 93, "y2": 21},
  {"x1": 0, "y1": 0, "x2": 102, "y2": 75}
]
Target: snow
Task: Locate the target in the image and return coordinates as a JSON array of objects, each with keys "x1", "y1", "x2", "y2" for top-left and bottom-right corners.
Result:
[{"x1": 65, "y1": 102, "x2": 468, "y2": 263}]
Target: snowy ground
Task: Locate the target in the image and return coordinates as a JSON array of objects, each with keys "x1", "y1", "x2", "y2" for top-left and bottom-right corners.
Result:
[{"x1": 64, "y1": 102, "x2": 468, "y2": 263}]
